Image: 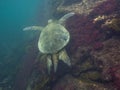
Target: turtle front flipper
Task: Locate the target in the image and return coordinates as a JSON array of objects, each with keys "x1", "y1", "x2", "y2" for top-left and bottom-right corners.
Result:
[
  {"x1": 23, "y1": 26, "x2": 44, "y2": 31},
  {"x1": 59, "y1": 12, "x2": 75, "y2": 25},
  {"x1": 58, "y1": 49, "x2": 71, "y2": 66}
]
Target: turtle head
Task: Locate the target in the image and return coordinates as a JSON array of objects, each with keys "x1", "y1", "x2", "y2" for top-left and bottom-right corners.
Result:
[{"x1": 48, "y1": 19, "x2": 53, "y2": 24}]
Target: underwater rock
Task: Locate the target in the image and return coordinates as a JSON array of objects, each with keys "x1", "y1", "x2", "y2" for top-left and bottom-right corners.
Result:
[
  {"x1": 70, "y1": 46, "x2": 91, "y2": 65},
  {"x1": 13, "y1": 36, "x2": 39, "y2": 90},
  {"x1": 53, "y1": 75, "x2": 114, "y2": 90},
  {"x1": 91, "y1": 0, "x2": 119, "y2": 16},
  {"x1": 91, "y1": 0, "x2": 120, "y2": 35},
  {"x1": 66, "y1": 14, "x2": 105, "y2": 55},
  {"x1": 35, "y1": 54, "x2": 49, "y2": 74},
  {"x1": 91, "y1": 38, "x2": 120, "y2": 88},
  {"x1": 108, "y1": 65, "x2": 120, "y2": 90},
  {"x1": 25, "y1": 54, "x2": 50, "y2": 90},
  {"x1": 102, "y1": 18, "x2": 120, "y2": 32},
  {"x1": 27, "y1": 52, "x2": 62, "y2": 90},
  {"x1": 93, "y1": 15, "x2": 120, "y2": 36},
  {"x1": 91, "y1": 38, "x2": 120, "y2": 68},
  {"x1": 93, "y1": 42, "x2": 104, "y2": 50},
  {"x1": 65, "y1": 0, "x2": 120, "y2": 55},
  {"x1": 56, "y1": 0, "x2": 107, "y2": 15}
]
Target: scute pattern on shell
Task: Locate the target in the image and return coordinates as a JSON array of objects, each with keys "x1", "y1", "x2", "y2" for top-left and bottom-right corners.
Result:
[{"x1": 38, "y1": 22, "x2": 70, "y2": 54}]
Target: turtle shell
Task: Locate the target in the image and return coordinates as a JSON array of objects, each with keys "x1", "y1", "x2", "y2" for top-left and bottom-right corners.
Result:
[{"x1": 38, "y1": 22, "x2": 70, "y2": 54}]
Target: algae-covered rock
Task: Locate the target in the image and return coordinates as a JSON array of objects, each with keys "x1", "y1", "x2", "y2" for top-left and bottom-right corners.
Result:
[
  {"x1": 56, "y1": 0, "x2": 107, "y2": 15},
  {"x1": 103, "y1": 18, "x2": 120, "y2": 31},
  {"x1": 53, "y1": 75, "x2": 114, "y2": 90},
  {"x1": 91, "y1": 38, "x2": 120, "y2": 82}
]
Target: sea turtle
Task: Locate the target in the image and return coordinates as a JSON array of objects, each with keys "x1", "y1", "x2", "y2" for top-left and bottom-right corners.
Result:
[{"x1": 23, "y1": 12, "x2": 75, "y2": 74}]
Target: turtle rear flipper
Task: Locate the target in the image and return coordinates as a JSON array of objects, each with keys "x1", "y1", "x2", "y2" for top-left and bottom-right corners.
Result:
[
  {"x1": 47, "y1": 55, "x2": 53, "y2": 74},
  {"x1": 47, "y1": 54, "x2": 59, "y2": 74},
  {"x1": 59, "y1": 49, "x2": 71, "y2": 66},
  {"x1": 23, "y1": 26, "x2": 44, "y2": 31}
]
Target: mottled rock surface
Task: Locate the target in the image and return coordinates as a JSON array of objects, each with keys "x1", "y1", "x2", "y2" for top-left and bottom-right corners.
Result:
[{"x1": 57, "y1": 0, "x2": 107, "y2": 15}]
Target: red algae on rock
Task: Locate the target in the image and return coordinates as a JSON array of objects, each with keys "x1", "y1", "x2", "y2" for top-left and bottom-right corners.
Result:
[
  {"x1": 90, "y1": 0, "x2": 119, "y2": 16},
  {"x1": 108, "y1": 65, "x2": 120, "y2": 90},
  {"x1": 66, "y1": 14, "x2": 104, "y2": 55},
  {"x1": 91, "y1": 38, "x2": 120, "y2": 90},
  {"x1": 65, "y1": 0, "x2": 120, "y2": 55}
]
